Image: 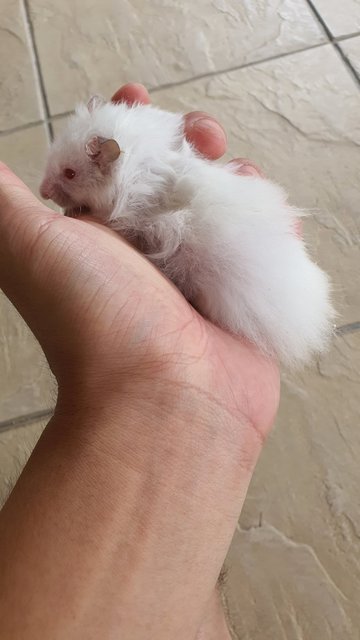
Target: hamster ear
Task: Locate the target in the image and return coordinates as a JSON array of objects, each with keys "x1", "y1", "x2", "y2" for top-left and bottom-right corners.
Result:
[
  {"x1": 99, "y1": 139, "x2": 121, "y2": 163},
  {"x1": 87, "y1": 95, "x2": 106, "y2": 112},
  {"x1": 85, "y1": 136, "x2": 121, "y2": 165}
]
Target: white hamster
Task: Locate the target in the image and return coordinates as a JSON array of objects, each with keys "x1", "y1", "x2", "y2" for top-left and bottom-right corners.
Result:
[{"x1": 40, "y1": 95, "x2": 334, "y2": 366}]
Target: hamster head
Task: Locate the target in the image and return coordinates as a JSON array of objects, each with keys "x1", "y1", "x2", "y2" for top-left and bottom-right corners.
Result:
[
  {"x1": 40, "y1": 96, "x2": 122, "y2": 217},
  {"x1": 40, "y1": 95, "x2": 184, "y2": 221}
]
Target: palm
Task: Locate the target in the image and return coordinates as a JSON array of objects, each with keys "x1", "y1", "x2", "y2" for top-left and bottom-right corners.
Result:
[{"x1": 29, "y1": 210, "x2": 278, "y2": 435}]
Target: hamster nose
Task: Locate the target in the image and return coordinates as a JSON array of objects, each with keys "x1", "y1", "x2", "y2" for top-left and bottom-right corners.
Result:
[
  {"x1": 40, "y1": 179, "x2": 51, "y2": 199},
  {"x1": 40, "y1": 187, "x2": 50, "y2": 199}
]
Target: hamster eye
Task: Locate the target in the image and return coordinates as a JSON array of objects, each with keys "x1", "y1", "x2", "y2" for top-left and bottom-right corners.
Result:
[{"x1": 64, "y1": 168, "x2": 76, "y2": 180}]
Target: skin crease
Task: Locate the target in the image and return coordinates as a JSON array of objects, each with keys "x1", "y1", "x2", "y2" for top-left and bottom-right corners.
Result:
[{"x1": 0, "y1": 83, "x2": 281, "y2": 640}]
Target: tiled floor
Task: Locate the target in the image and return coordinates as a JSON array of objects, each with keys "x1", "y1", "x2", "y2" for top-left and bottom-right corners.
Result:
[{"x1": 0, "y1": 1, "x2": 359, "y2": 637}]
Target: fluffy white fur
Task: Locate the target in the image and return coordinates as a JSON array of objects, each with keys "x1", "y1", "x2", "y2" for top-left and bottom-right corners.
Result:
[{"x1": 40, "y1": 96, "x2": 334, "y2": 366}]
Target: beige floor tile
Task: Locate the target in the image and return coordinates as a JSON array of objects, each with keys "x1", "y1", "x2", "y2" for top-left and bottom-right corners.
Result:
[
  {"x1": 28, "y1": 0, "x2": 325, "y2": 116},
  {"x1": 0, "y1": 420, "x2": 46, "y2": 506},
  {"x1": 153, "y1": 44, "x2": 360, "y2": 325},
  {"x1": 0, "y1": 0, "x2": 43, "y2": 131},
  {"x1": 340, "y1": 35, "x2": 360, "y2": 76},
  {"x1": 0, "y1": 292, "x2": 56, "y2": 422},
  {"x1": 224, "y1": 331, "x2": 360, "y2": 638},
  {"x1": 0, "y1": 126, "x2": 56, "y2": 422},
  {"x1": 311, "y1": 0, "x2": 360, "y2": 37},
  {"x1": 51, "y1": 116, "x2": 67, "y2": 137},
  {"x1": 0, "y1": 124, "x2": 49, "y2": 194}
]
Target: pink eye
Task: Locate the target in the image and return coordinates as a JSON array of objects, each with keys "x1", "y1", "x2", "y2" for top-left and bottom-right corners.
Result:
[{"x1": 64, "y1": 168, "x2": 76, "y2": 179}]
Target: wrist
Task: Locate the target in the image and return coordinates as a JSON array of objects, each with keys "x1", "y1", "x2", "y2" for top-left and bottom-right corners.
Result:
[{"x1": 54, "y1": 366, "x2": 262, "y2": 510}]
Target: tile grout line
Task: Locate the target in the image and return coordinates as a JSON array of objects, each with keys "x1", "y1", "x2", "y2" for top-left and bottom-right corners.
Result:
[
  {"x1": 149, "y1": 41, "x2": 328, "y2": 94},
  {"x1": 0, "y1": 118, "x2": 47, "y2": 138},
  {"x1": 304, "y1": 0, "x2": 335, "y2": 41},
  {"x1": 0, "y1": 409, "x2": 54, "y2": 435},
  {"x1": 333, "y1": 42, "x2": 360, "y2": 86},
  {"x1": 0, "y1": 111, "x2": 74, "y2": 138},
  {"x1": 305, "y1": 0, "x2": 360, "y2": 87},
  {"x1": 20, "y1": 0, "x2": 54, "y2": 142},
  {"x1": 335, "y1": 322, "x2": 360, "y2": 336},
  {"x1": 0, "y1": 40, "x2": 331, "y2": 139},
  {"x1": 336, "y1": 32, "x2": 360, "y2": 42}
]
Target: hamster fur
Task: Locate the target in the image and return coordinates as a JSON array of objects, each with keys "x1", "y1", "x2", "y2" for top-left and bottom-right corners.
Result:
[{"x1": 40, "y1": 95, "x2": 335, "y2": 367}]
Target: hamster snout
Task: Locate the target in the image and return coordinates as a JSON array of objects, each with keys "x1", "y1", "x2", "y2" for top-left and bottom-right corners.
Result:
[
  {"x1": 39, "y1": 178, "x2": 51, "y2": 199},
  {"x1": 40, "y1": 178, "x2": 69, "y2": 207}
]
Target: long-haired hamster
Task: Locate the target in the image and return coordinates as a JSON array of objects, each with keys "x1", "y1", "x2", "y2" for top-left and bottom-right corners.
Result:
[{"x1": 40, "y1": 95, "x2": 334, "y2": 366}]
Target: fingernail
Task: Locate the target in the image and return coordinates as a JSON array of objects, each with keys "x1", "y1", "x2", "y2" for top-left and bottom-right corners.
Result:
[
  {"x1": 190, "y1": 117, "x2": 227, "y2": 141},
  {"x1": 239, "y1": 165, "x2": 260, "y2": 177},
  {"x1": 227, "y1": 159, "x2": 263, "y2": 177}
]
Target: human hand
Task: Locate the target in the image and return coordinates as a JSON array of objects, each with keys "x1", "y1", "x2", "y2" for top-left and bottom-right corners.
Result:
[
  {"x1": 0, "y1": 83, "x2": 279, "y2": 639},
  {"x1": 0, "y1": 81, "x2": 278, "y2": 423}
]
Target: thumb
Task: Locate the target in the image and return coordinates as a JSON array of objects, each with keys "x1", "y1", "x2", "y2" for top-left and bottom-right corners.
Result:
[
  {"x1": 0, "y1": 163, "x2": 100, "y2": 378},
  {"x1": 0, "y1": 161, "x2": 54, "y2": 227},
  {"x1": 0, "y1": 162, "x2": 60, "y2": 276},
  {"x1": 0, "y1": 162, "x2": 64, "y2": 326}
]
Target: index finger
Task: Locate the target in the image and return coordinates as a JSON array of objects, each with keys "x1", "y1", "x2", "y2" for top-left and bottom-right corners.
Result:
[
  {"x1": 112, "y1": 83, "x2": 151, "y2": 105},
  {"x1": 183, "y1": 111, "x2": 227, "y2": 160}
]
